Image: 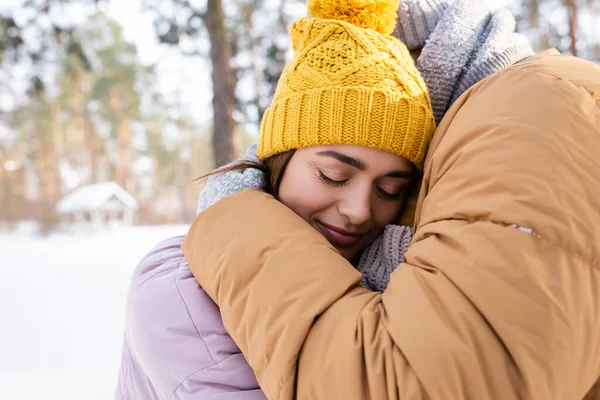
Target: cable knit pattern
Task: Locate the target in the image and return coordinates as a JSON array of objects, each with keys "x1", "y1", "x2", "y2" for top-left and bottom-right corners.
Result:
[
  {"x1": 258, "y1": 9, "x2": 436, "y2": 169},
  {"x1": 394, "y1": 0, "x2": 534, "y2": 123}
]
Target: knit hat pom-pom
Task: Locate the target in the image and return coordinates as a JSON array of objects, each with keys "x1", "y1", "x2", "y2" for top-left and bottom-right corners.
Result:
[{"x1": 308, "y1": 0, "x2": 400, "y2": 35}]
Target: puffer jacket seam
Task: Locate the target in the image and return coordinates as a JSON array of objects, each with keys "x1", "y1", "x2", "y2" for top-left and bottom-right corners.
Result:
[
  {"x1": 421, "y1": 218, "x2": 596, "y2": 270},
  {"x1": 130, "y1": 265, "x2": 174, "y2": 296},
  {"x1": 118, "y1": 337, "x2": 131, "y2": 397},
  {"x1": 175, "y1": 259, "x2": 217, "y2": 365},
  {"x1": 130, "y1": 237, "x2": 187, "y2": 295},
  {"x1": 121, "y1": 336, "x2": 167, "y2": 400},
  {"x1": 169, "y1": 353, "x2": 241, "y2": 399},
  {"x1": 482, "y1": 219, "x2": 595, "y2": 268},
  {"x1": 505, "y1": 67, "x2": 600, "y2": 102}
]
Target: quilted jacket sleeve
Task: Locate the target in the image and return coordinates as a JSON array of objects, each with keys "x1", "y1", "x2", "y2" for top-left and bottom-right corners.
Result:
[
  {"x1": 183, "y1": 52, "x2": 600, "y2": 400},
  {"x1": 118, "y1": 235, "x2": 266, "y2": 400}
]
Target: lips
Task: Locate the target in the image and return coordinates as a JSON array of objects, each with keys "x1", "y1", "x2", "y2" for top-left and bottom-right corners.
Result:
[{"x1": 316, "y1": 221, "x2": 368, "y2": 248}]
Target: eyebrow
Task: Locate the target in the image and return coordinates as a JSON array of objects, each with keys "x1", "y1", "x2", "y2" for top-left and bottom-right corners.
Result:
[
  {"x1": 316, "y1": 150, "x2": 366, "y2": 170},
  {"x1": 385, "y1": 170, "x2": 414, "y2": 180},
  {"x1": 316, "y1": 150, "x2": 414, "y2": 179}
]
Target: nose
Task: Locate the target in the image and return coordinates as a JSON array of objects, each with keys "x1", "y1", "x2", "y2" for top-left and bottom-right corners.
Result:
[{"x1": 337, "y1": 186, "x2": 372, "y2": 227}]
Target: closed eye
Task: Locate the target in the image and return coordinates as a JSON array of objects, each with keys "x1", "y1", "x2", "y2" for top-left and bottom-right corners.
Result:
[
  {"x1": 318, "y1": 170, "x2": 347, "y2": 186},
  {"x1": 376, "y1": 186, "x2": 403, "y2": 200}
]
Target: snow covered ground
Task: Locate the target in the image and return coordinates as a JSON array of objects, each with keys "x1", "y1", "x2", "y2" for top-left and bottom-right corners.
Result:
[{"x1": 0, "y1": 225, "x2": 188, "y2": 400}]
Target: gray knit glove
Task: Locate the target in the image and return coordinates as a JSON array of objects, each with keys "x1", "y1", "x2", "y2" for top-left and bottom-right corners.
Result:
[
  {"x1": 197, "y1": 144, "x2": 264, "y2": 214},
  {"x1": 356, "y1": 225, "x2": 413, "y2": 292},
  {"x1": 394, "y1": 0, "x2": 534, "y2": 123}
]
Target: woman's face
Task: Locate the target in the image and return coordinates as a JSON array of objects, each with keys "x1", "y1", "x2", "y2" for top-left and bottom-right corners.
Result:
[{"x1": 278, "y1": 144, "x2": 413, "y2": 261}]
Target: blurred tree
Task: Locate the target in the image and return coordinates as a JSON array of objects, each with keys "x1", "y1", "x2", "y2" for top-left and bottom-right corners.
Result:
[
  {"x1": 143, "y1": 0, "x2": 235, "y2": 167},
  {"x1": 0, "y1": 3, "x2": 220, "y2": 227},
  {"x1": 85, "y1": 15, "x2": 142, "y2": 194},
  {"x1": 513, "y1": 0, "x2": 599, "y2": 61},
  {"x1": 205, "y1": 0, "x2": 236, "y2": 167},
  {"x1": 232, "y1": 0, "x2": 292, "y2": 126},
  {"x1": 564, "y1": 0, "x2": 579, "y2": 56},
  {"x1": 0, "y1": 144, "x2": 29, "y2": 228},
  {"x1": 10, "y1": 84, "x2": 62, "y2": 232},
  {"x1": 142, "y1": 0, "x2": 299, "y2": 167},
  {"x1": 0, "y1": 0, "x2": 98, "y2": 97}
]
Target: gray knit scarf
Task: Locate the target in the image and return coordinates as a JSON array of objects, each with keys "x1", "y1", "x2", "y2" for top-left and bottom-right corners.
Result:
[{"x1": 196, "y1": 0, "x2": 533, "y2": 292}]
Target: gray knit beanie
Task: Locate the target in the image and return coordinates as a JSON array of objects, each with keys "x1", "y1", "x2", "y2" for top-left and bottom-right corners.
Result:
[{"x1": 394, "y1": 0, "x2": 534, "y2": 123}]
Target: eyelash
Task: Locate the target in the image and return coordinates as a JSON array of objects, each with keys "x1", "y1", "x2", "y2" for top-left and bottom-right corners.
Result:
[
  {"x1": 376, "y1": 187, "x2": 401, "y2": 200},
  {"x1": 318, "y1": 170, "x2": 401, "y2": 199},
  {"x1": 318, "y1": 170, "x2": 347, "y2": 187}
]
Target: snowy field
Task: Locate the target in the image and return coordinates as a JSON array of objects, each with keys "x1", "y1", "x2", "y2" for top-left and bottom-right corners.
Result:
[{"x1": 0, "y1": 225, "x2": 188, "y2": 400}]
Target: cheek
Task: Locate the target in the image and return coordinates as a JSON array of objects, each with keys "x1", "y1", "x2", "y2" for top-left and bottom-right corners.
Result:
[
  {"x1": 278, "y1": 169, "x2": 331, "y2": 220},
  {"x1": 371, "y1": 198, "x2": 404, "y2": 228}
]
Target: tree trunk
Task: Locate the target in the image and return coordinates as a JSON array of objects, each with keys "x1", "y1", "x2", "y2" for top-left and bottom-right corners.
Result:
[
  {"x1": 35, "y1": 99, "x2": 63, "y2": 233},
  {"x1": 84, "y1": 112, "x2": 99, "y2": 183},
  {"x1": 204, "y1": 0, "x2": 236, "y2": 168},
  {"x1": 564, "y1": 0, "x2": 579, "y2": 56},
  {"x1": 525, "y1": 0, "x2": 550, "y2": 50},
  {"x1": 116, "y1": 116, "x2": 134, "y2": 192},
  {"x1": 109, "y1": 89, "x2": 134, "y2": 193}
]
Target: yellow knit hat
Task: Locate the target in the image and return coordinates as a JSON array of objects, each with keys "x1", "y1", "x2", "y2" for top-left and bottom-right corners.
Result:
[{"x1": 257, "y1": 0, "x2": 436, "y2": 168}]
